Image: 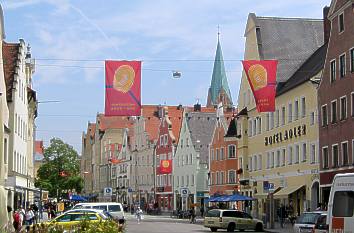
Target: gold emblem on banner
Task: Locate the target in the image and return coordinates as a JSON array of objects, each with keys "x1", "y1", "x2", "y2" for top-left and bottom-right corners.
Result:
[
  {"x1": 113, "y1": 65, "x2": 135, "y2": 93},
  {"x1": 162, "y1": 160, "x2": 170, "y2": 168},
  {"x1": 248, "y1": 64, "x2": 267, "y2": 91}
]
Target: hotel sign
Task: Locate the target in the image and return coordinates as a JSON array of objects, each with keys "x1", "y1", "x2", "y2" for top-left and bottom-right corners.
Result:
[{"x1": 265, "y1": 124, "x2": 306, "y2": 146}]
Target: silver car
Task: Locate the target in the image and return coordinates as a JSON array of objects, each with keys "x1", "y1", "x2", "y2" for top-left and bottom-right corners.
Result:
[{"x1": 293, "y1": 211, "x2": 326, "y2": 233}]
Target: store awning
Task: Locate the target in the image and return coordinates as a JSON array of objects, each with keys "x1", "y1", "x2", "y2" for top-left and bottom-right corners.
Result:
[
  {"x1": 274, "y1": 185, "x2": 304, "y2": 199},
  {"x1": 254, "y1": 193, "x2": 268, "y2": 199}
]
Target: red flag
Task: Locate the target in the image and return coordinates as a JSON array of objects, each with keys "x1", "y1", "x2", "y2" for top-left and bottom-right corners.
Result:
[
  {"x1": 242, "y1": 60, "x2": 278, "y2": 112},
  {"x1": 160, "y1": 160, "x2": 172, "y2": 174},
  {"x1": 105, "y1": 61, "x2": 142, "y2": 116}
]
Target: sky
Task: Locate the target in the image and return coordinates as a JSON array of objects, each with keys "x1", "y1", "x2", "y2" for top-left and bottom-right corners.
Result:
[{"x1": 2, "y1": 0, "x2": 330, "y2": 153}]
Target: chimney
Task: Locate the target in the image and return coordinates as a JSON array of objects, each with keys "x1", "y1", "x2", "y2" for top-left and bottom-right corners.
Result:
[
  {"x1": 323, "y1": 6, "x2": 331, "y2": 44},
  {"x1": 194, "y1": 103, "x2": 201, "y2": 112}
]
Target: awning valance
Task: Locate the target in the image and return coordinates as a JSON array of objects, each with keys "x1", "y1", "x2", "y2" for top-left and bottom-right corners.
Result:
[{"x1": 274, "y1": 185, "x2": 304, "y2": 199}]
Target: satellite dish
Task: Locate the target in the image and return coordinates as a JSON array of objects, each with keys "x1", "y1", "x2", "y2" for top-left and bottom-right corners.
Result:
[{"x1": 172, "y1": 71, "x2": 181, "y2": 79}]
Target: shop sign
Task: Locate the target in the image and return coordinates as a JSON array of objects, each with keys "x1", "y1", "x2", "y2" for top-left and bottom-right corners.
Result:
[{"x1": 265, "y1": 124, "x2": 306, "y2": 146}]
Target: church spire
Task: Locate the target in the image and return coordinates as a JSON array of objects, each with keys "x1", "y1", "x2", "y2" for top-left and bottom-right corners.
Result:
[{"x1": 206, "y1": 30, "x2": 233, "y2": 108}]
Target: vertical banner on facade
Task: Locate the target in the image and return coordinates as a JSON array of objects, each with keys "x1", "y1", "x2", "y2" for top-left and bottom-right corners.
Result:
[
  {"x1": 242, "y1": 60, "x2": 278, "y2": 112},
  {"x1": 160, "y1": 160, "x2": 172, "y2": 174},
  {"x1": 105, "y1": 60, "x2": 142, "y2": 116}
]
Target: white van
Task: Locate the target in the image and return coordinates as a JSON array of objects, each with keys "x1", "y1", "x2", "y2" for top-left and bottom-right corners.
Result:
[
  {"x1": 73, "y1": 202, "x2": 124, "y2": 222},
  {"x1": 327, "y1": 173, "x2": 354, "y2": 232}
]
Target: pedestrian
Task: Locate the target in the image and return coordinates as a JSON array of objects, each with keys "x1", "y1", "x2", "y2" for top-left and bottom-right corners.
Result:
[
  {"x1": 277, "y1": 204, "x2": 286, "y2": 228},
  {"x1": 13, "y1": 210, "x2": 21, "y2": 232},
  {"x1": 25, "y1": 207, "x2": 34, "y2": 226},
  {"x1": 189, "y1": 207, "x2": 196, "y2": 224},
  {"x1": 200, "y1": 206, "x2": 204, "y2": 217},
  {"x1": 135, "y1": 207, "x2": 143, "y2": 224}
]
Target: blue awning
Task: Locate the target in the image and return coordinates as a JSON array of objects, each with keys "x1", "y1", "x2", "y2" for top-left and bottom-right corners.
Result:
[
  {"x1": 71, "y1": 195, "x2": 87, "y2": 202},
  {"x1": 208, "y1": 194, "x2": 253, "y2": 202}
]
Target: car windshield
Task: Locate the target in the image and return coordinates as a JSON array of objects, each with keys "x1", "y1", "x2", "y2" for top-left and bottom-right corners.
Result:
[
  {"x1": 296, "y1": 213, "x2": 321, "y2": 224},
  {"x1": 206, "y1": 210, "x2": 220, "y2": 217}
]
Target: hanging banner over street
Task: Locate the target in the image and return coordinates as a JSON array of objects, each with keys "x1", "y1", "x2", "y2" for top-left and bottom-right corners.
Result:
[
  {"x1": 242, "y1": 60, "x2": 277, "y2": 112},
  {"x1": 105, "y1": 60, "x2": 142, "y2": 116},
  {"x1": 160, "y1": 160, "x2": 172, "y2": 174}
]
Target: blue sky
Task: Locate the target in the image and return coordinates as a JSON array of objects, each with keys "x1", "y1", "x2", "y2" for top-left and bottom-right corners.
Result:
[{"x1": 2, "y1": 0, "x2": 329, "y2": 153}]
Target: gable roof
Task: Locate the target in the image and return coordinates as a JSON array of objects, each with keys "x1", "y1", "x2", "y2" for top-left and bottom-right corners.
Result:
[
  {"x1": 3, "y1": 41, "x2": 20, "y2": 102},
  {"x1": 186, "y1": 111, "x2": 217, "y2": 164},
  {"x1": 225, "y1": 117, "x2": 237, "y2": 137},
  {"x1": 163, "y1": 106, "x2": 183, "y2": 143},
  {"x1": 97, "y1": 114, "x2": 134, "y2": 131},
  {"x1": 141, "y1": 105, "x2": 161, "y2": 141},
  {"x1": 248, "y1": 14, "x2": 324, "y2": 84},
  {"x1": 277, "y1": 43, "x2": 327, "y2": 96}
]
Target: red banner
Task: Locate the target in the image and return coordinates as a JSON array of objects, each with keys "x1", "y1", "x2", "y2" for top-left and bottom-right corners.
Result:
[
  {"x1": 242, "y1": 60, "x2": 278, "y2": 112},
  {"x1": 160, "y1": 160, "x2": 172, "y2": 174},
  {"x1": 105, "y1": 60, "x2": 141, "y2": 116}
]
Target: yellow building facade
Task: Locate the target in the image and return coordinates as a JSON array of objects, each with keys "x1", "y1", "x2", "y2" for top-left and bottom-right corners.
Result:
[{"x1": 236, "y1": 13, "x2": 324, "y2": 220}]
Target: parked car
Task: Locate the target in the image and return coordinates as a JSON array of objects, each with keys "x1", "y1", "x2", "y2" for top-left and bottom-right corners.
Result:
[
  {"x1": 42, "y1": 209, "x2": 110, "y2": 230},
  {"x1": 204, "y1": 209, "x2": 263, "y2": 232},
  {"x1": 73, "y1": 202, "x2": 124, "y2": 223},
  {"x1": 327, "y1": 173, "x2": 354, "y2": 233},
  {"x1": 293, "y1": 211, "x2": 326, "y2": 233},
  {"x1": 313, "y1": 214, "x2": 328, "y2": 233}
]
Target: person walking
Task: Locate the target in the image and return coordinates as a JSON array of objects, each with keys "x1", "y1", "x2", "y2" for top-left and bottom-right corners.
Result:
[
  {"x1": 200, "y1": 206, "x2": 204, "y2": 217},
  {"x1": 13, "y1": 210, "x2": 21, "y2": 232},
  {"x1": 25, "y1": 208, "x2": 34, "y2": 226},
  {"x1": 277, "y1": 204, "x2": 286, "y2": 228},
  {"x1": 189, "y1": 207, "x2": 196, "y2": 224},
  {"x1": 135, "y1": 207, "x2": 143, "y2": 224}
]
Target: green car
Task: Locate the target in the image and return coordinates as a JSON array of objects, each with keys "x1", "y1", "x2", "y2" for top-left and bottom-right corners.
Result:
[{"x1": 204, "y1": 209, "x2": 264, "y2": 232}]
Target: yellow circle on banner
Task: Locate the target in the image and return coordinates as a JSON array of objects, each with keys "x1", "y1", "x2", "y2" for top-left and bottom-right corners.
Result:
[
  {"x1": 113, "y1": 65, "x2": 135, "y2": 93},
  {"x1": 162, "y1": 160, "x2": 170, "y2": 168},
  {"x1": 248, "y1": 64, "x2": 267, "y2": 91}
]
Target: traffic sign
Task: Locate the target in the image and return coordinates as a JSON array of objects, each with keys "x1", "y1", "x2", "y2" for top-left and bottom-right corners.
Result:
[
  {"x1": 104, "y1": 187, "x2": 113, "y2": 196},
  {"x1": 180, "y1": 188, "x2": 189, "y2": 198}
]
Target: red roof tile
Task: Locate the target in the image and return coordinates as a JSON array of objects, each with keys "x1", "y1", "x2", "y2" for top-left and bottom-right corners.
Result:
[
  {"x1": 3, "y1": 42, "x2": 20, "y2": 102},
  {"x1": 141, "y1": 105, "x2": 161, "y2": 141},
  {"x1": 97, "y1": 114, "x2": 135, "y2": 131}
]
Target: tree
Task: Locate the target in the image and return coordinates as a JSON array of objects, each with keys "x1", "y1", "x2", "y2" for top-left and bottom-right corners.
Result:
[{"x1": 35, "y1": 138, "x2": 84, "y2": 199}]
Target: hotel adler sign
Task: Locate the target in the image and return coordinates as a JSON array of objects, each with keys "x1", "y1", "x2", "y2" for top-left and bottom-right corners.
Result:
[{"x1": 264, "y1": 124, "x2": 306, "y2": 146}]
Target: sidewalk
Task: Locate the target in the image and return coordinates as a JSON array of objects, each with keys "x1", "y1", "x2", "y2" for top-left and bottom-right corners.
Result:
[{"x1": 265, "y1": 222, "x2": 293, "y2": 233}]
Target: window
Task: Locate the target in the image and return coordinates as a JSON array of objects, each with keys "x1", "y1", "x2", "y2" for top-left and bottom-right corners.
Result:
[
  {"x1": 271, "y1": 152, "x2": 274, "y2": 168},
  {"x1": 186, "y1": 175, "x2": 189, "y2": 186},
  {"x1": 330, "y1": 60, "x2": 336, "y2": 82},
  {"x1": 248, "y1": 120, "x2": 252, "y2": 136},
  {"x1": 302, "y1": 143, "x2": 307, "y2": 162},
  {"x1": 288, "y1": 146, "x2": 293, "y2": 165},
  {"x1": 239, "y1": 157, "x2": 243, "y2": 169},
  {"x1": 4, "y1": 138, "x2": 7, "y2": 164},
  {"x1": 249, "y1": 157, "x2": 252, "y2": 171},
  {"x1": 190, "y1": 154, "x2": 193, "y2": 165},
  {"x1": 228, "y1": 145, "x2": 236, "y2": 158},
  {"x1": 253, "y1": 119, "x2": 256, "y2": 136},
  {"x1": 276, "y1": 150, "x2": 280, "y2": 167},
  {"x1": 332, "y1": 144, "x2": 339, "y2": 168},
  {"x1": 228, "y1": 170, "x2": 236, "y2": 184},
  {"x1": 294, "y1": 99, "x2": 299, "y2": 120},
  {"x1": 351, "y1": 48, "x2": 354, "y2": 73},
  {"x1": 220, "y1": 147, "x2": 224, "y2": 160},
  {"x1": 191, "y1": 174, "x2": 194, "y2": 186},
  {"x1": 266, "y1": 152, "x2": 270, "y2": 169},
  {"x1": 339, "y1": 54, "x2": 346, "y2": 78},
  {"x1": 353, "y1": 140, "x2": 354, "y2": 165},
  {"x1": 342, "y1": 142, "x2": 348, "y2": 166},
  {"x1": 301, "y1": 97, "x2": 306, "y2": 118},
  {"x1": 321, "y1": 105, "x2": 328, "y2": 126},
  {"x1": 211, "y1": 149, "x2": 214, "y2": 161},
  {"x1": 333, "y1": 191, "x2": 354, "y2": 217},
  {"x1": 282, "y1": 148, "x2": 286, "y2": 166},
  {"x1": 281, "y1": 106, "x2": 285, "y2": 126},
  {"x1": 295, "y1": 145, "x2": 300, "y2": 163},
  {"x1": 338, "y1": 13, "x2": 344, "y2": 33},
  {"x1": 109, "y1": 205, "x2": 121, "y2": 212},
  {"x1": 310, "y1": 112, "x2": 315, "y2": 125},
  {"x1": 275, "y1": 109, "x2": 279, "y2": 128},
  {"x1": 340, "y1": 96, "x2": 347, "y2": 120},
  {"x1": 323, "y1": 147, "x2": 329, "y2": 169},
  {"x1": 310, "y1": 144, "x2": 316, "y2": 164},
  {"x1": 221, "y1": 172, "x2": 224, "y2": 184},
  {"x1": 352, "y1": 92, "x2": 354, "y2": 117},
  {"x1": 257, "y1": 117, "x2": 262, "y2": 134},
  {"x1": 270, "y1": 112, "x2": 274, "y2": 129},
  {"x1": 216, "y1": 148, "x2": 219, "y2": 161},
  {"x1": 288, "y1": 103, "x2": 293, "y2": 123},
  {"x1": 258, "y1": 154, "x2": 262, "y2": 170},
  {"x1": 253, "y1": 155, "x2": 257, "y2": 171},
  {"x1": 266, "y1": 113, "x2": 269, "y2": 131},
  {"x1": 331, "y1": 100, "x2": 337, "y2": 123},
  {"x1": 56, "y1": 214, "x2": 71, "y2": 222}
]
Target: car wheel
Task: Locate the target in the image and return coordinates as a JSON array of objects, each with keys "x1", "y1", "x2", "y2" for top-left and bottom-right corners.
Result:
[
  {"x1": 210, "y1": 227, "x2": 217, "y2": 232},
  {"x1": 255, "y1": 223, "x2": 264, "y2": 232},
  {"x1": 227, "y1": 223, "x2": 236, "y2": 232}
]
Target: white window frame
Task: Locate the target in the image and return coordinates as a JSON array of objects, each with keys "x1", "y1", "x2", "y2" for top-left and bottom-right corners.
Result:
[
  {"x1": 294, "y1": 99, "x2": 299, "y2": 120},
  {"x1": 310, "y1": 143, "x2": 316, "y2": 164},
  {"x1": 338, "y1": 12, "x2": 344, "y2": 33},
  {"x1": 302, "y1": 142, "x2": 307, "y2": 162},
  {"x1": 228, "y1": 170, "x2": 236, "y2": 184},
  {"x1": 310, "y1": 111, "x2": 315, "y2": 125},
  {"x1": 331, "y1": 99, "x2": 337, "y2": 123},
  {"x1": 275, "y1": 109, "x2": 280, "y2": 128},
  {"x1": 350, "y1": 47, "x2": 354, "y2": 73},
  {"x1": 322, "y1": 146, "x2": 329, "y2": 169},
  {"x1": 281, "y1": 148, "x2": 286, "y2": 166},
  {"x1": 288, "y1": 145, "x2": 293, "y2": 165},
  {"x1": 352, "y1": 140, "x2": 354, "y2": 165},
  {"x1": 281, "y1": 106, "x2": 286, "y2": 126},
  {"x1": 332, "y1": 144, "x2": 339, "y2": 168},
  {"x1": 340, "y1": 95, "x2": 347, "y2": 120},
  {"x1": 301, "y1": 96, "x2": 306, "y2": 118},
  {"x1": 288, "y1": 102, "x2": 293, "y2": 123},
  {"x1": 330, "y1": 59, "x2": 336, "y2": 83},
  {"x1": 341, "y1": 141, "x2": 349, "y2": 166},
  {"x1": 351, "y1": 92, "x2": 354, "y2": 117},
  {"x1": 228, "y1": 145, "x2": 236, "y2": 159},
  {"x1": 295, "y1": 144, "x2": 300, "y2": 164},
  {"x1": 321, "y1": 104, "x2": 328, "y2": 126},
  {"x1": 276, "y1": 150, "x2": 280, "y2": 167},
  {"x1": 339, "y1": 52, "x2": 346, "y2": 78},
  {"x1": 258, "y1": 154, "x2": 262, "y2": 170}
]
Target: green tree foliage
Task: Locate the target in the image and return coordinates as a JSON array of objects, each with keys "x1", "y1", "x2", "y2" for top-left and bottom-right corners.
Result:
[{"x1": 35, "y1": 138, "x2": 84, "y2": 198}]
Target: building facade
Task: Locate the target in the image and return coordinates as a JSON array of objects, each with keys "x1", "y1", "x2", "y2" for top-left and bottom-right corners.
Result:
[
  {"x1": 318, "y1": 0, "x2": 354, "y2": 205},
  {"x1": 4, "y1": 39, "x2": 37, "y2": 209},
  {"x1": 209, "y1": 106, "x2": 238, "y2": 197},
  {"x1": 155, "y1": 106, "x2": 183, "y2": 212},
  {"x1": 236, "y1": 13, "x2": 324, "y2": 220},
  {"x1": 173, "y1": 106, "x2": 216, "y2": 213}
]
